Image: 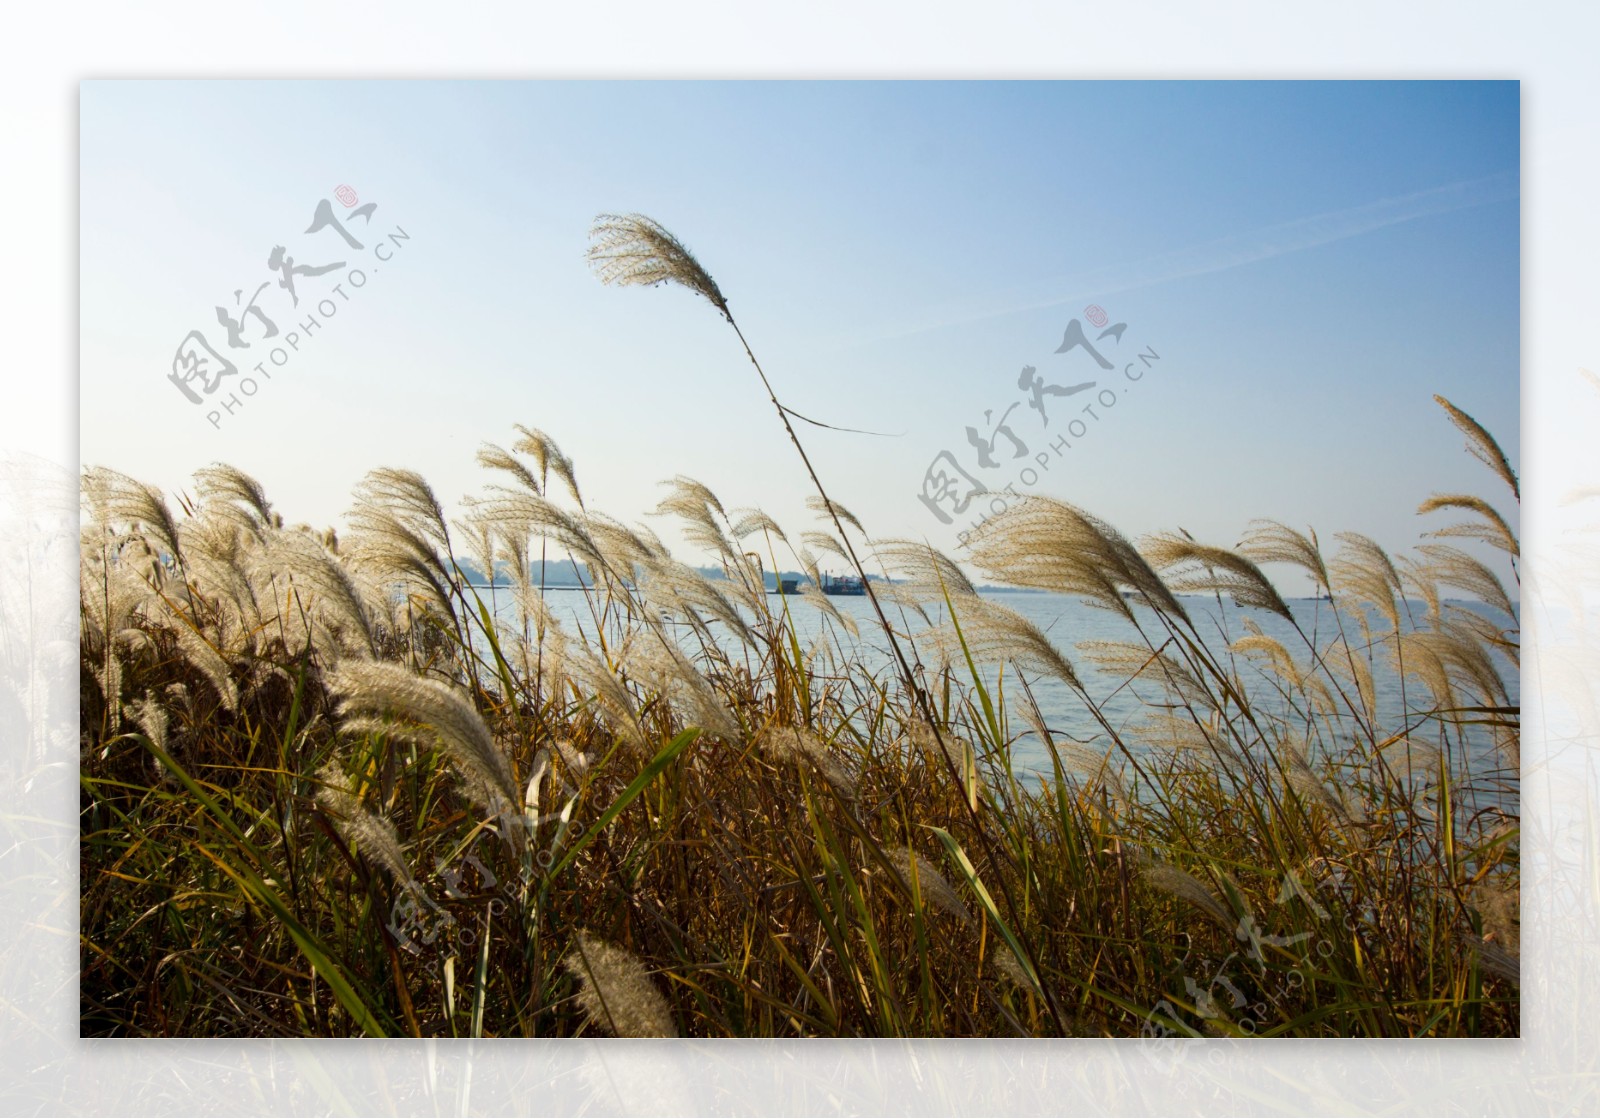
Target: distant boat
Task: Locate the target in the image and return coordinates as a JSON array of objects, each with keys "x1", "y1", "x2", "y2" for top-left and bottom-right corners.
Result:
[
  {"x1": 821, "y1": 573, "x2": 866, "y2": 596},
  {"x1": 770, "y1": 577, "x2": 800, "y2": 595}
]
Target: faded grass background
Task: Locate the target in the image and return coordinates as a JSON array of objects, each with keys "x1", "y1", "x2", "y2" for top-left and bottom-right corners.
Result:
[{"x1": 4, "y1": 1, "x2": 1598, "y2": 1113}]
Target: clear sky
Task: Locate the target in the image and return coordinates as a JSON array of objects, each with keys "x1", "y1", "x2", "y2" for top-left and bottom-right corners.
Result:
[{"x1": 80, "y1": 80, "x2": 1520, "y2": 592}]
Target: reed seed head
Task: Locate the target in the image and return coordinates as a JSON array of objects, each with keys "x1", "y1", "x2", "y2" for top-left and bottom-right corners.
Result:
[{"x1": 588, "y1": 213, "x2": 728, "y2": 316}]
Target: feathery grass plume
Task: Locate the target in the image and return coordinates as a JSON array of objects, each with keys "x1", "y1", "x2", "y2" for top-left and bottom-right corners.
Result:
[
  {"x1": 1379, "y1": 737, "x2": 1443, "y2": 784},
  {"x1": 762, "y1": 724, "x2": 857, "y2": 800},
  {"x1": 1140, "y1": 532, "x2": 1292, "y2": 620},
  {"x1": 586, "y1": 511, "x2": 668, "y2": 574},
  {"x1": 923, "y1": 593, "x2": 1082, "y2": 690},
  {"x1": 587, "y1": 213, "x2": 728, "y2": 317},
  {"x1": 351, "y1": 468, "x2": 453, "y2": 555},
  {"x1": 797, "y1": 581, "x2": 860, "y2": 638},
  {"x1": 991, "y1": 943, "x2": 1034, "y2": 988},
  {"x1": 799, "y1": 529, "x2": 852, "y2": 567},
  {"x1": 455, "y1": 506, "x2": 498, "y2": 589},
  {"x1": 1437, "y1": 614, "x2": 1514, "y2": 704},
  {"x1": 80, "y1": 583, "x2": 124, "y2": 720},
  {"x1": 965, "y1": 496, "x2": 1186, "y2": 623},
  {"x1": 511, "y1": 426, "x2": 582, "y2": 505},
  {"x1": 1471, "y1": 879, "x2": 1520, "y2": 954},
  {"x1": 582, "y1": 216, "x2": 938, "y2": 805},
  {"x1": 330, "y1": 661, "x2": 523, "y2": 843},
  {"x1": 794, "y1": 545, "x2": 826, "y2": 589},
  {"x1": 806, "y1": 495, "x2": 865, "y2": 537},
  {"x1": 1397, "y1": 554, "x2": 1442, "y2": 619},
  {"x1": 346, "y1": 472, "x2": 460, "y2": 619},
  {"x1": 1418, "y1": 494, "x2": 1519, "y2": 559},
  {"x1": 883, "y1": 848, "x2": 971, "y2": 923},
  {"x1": 1394, "y1": 629, "x2": 1460, "y2": 708},
  {"x1": 1141, "y1": 863, "x2": 1236, "y2": 932},
  {"x1": 1398, "y1": 619, "x2": 1510, "y2": 708},
  {"x1": 621, "y1": 635, "x2": 742, "y2": 743},
  {"x1": 254, "y1": 528, "x2": 376, "y2": 657},
  {"x1": 82, "y1": 466, "x2": 186, "y2": 568},
  {"x1": 718, "y1": 549, "x2": 772, "y2": 614},
  {"x1": 126, "y1": 690, "x2": 169, "y2": 753},
  {"x1": 476, "y1": 442, "x2": 545, "y2": 498},
  {"x1": 492, "y1": 520, "x2": 531, "y2": 592},
  {"x1": 907, "y1": 718, "x2": 982, "y2": 809},
  {"x1": 727, "y1": 507, "x2": 788, "y2": 546},
  {"x1": 315, "y1": 760, "x2": 417, "y2": 892},
  {"x1": 1434, "y1": 394, "x2": 1519, "y2": 502},
  {"x1": 564, "y1": 644, "x2": 648, "y2": 747},
  {"x1": 1020, "y1": 695, "x2": 1127, "y2": 799},
  {"x1": 338, "y1": 713, "x2": 437, "y2": 754},
  {"x1": 1322, "y1": 635, "x2": 1377, "y2": 725},
  {"x1": 1138, "y1": 711, "x2": 1242, "y2": 772},
  {"x1": 1079, "y1": 639, "x2": 1213, "y2": 710},
  {"x1": 1282, "y1": 738, "x2": 1348, "y2": 818},
  {"x1": 1239, "y1": 520, "x2": 1329, "y2": 596},
  {"x1": 164, "y1": 612, "x2": 240, "y2": 712},
  {"x1": 480, "y1": 492, "x2": 607, "y2": 579},
  {"x1": 1461, "y1": 931, "x2": 1520, "y2": 984},
  {"x1": 1446, "y1": 603, "x2": 1519, "y2": 668},
  {"x1": 80, "y1": 528, "x2": 161, "y2": 659},
  {"x1": 563, "y1": 932, "x2": 678, "y2": 1038},
  {"x1": 178, "y1": 517, "x2": 264, "y2": 649},
  {"x1": 1416, "y1": 543, "x2": 1516, "y2": 621},
  {"x1": 509, "y1": 573, "x2": 570, "y2": 686},
  {"x1": 1330, "y1": 533, "x2": 1403, "y2": 635},
  {"x1": 636, "y1": 556, "x2": 754, "y2": 647},
  {"x1": 193, "y1": 463, "x2": 274, "y2": 539},
  {"x1": 871, "y1": 539, "x2": 978, "y2": 600},
  {"x1": 1229, "y1": 625, "x2": 1334, "y2": 714},
  {"x1": 907, "y1": 718, "x2": 975, "y2": 772},
  {"x1": 655, "y1": 476, "x2": 736, "y2": 562}
]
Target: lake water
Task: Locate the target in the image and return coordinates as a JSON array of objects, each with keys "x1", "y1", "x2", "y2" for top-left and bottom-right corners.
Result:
[{"x1": 476, "y1": 584, "x2": 1518, "y2": 779}]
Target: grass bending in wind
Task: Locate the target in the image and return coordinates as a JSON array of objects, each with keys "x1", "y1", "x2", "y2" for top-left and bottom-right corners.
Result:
[{"x1": 76, "y1": 217, "x2": 1517, "y2": 1037}]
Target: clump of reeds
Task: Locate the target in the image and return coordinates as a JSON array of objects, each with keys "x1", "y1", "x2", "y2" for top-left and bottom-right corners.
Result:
[{"x1": 77, "y1": 214, "x2": 1517, "y2": 1040}]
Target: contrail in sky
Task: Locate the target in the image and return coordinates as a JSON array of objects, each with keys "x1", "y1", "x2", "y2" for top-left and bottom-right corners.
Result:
[{"x1": 843, "y1": 170, "x2": 1518, "y2": 347}]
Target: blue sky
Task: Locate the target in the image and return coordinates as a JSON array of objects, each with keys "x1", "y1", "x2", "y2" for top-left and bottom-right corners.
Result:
[{"x1": 80, "y1": 81, "x2": 1519, "y2": 591}]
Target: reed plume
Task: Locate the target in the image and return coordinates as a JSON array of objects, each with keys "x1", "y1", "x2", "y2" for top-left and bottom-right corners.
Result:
[
  {"x1": 966, "y1": 496, "x2": 1185, "y2": 623},
  {"x1": 315, "y1": 760, "x2": 417, "y2": 892},
  {"x1": 1140, "y1": 531, "x2": 1292, "y2": 620},
  {"x1": 1434, "y1": 394, "x2": 1519, "y2": 501},
  {"x1": 882, "y1": 848, "x2": 971, "y2": 923},
  {"x1": 563, "y1": 932, "x2": 678, "y2": 1038},
  {"x1": 330, "y1": 660, "x2": 523, "y2": 845},
  {"x1": 762, "y1": 724, "x2": 857, "y2": 800},
  {"x1": 512, "y1": 426, "x2": 582, "y2": 505},
  {"x1": 1142, "y1": 863, "x2": 1236, "y2": 932},
  {"x1": 1239, "y1": 520, "x2": 1329, "y2": 597},
  {"x1": 1330, "y1": 532, "x2": 1403, "y2": 636},
  {"x1": 1418, "y1": 493, "x2": 1519, "y2": 560},
  {"x1": 587, "y1": 213, "x2": 728, "y2": 316}
]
